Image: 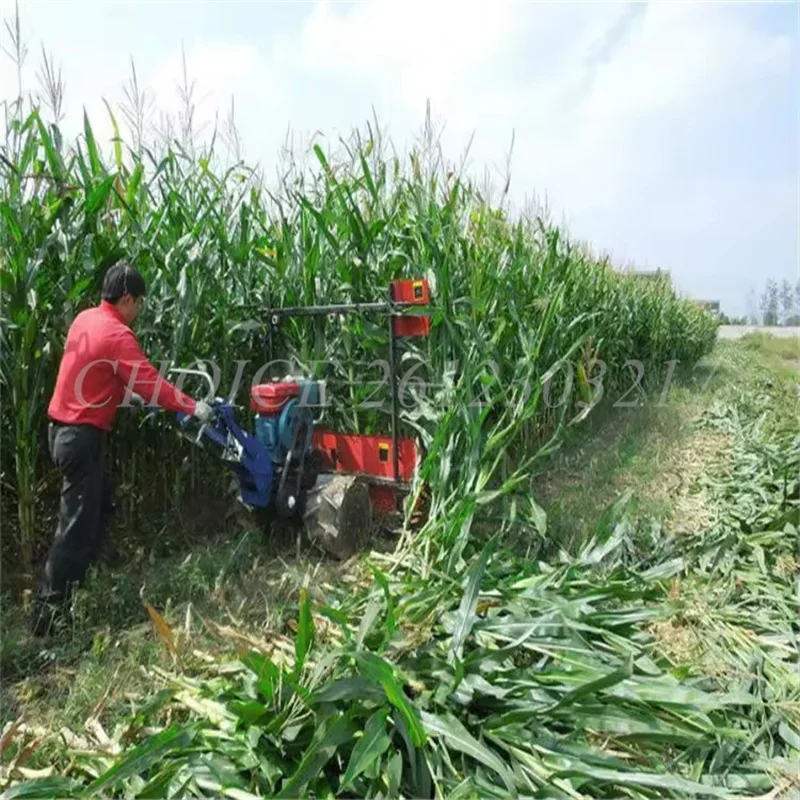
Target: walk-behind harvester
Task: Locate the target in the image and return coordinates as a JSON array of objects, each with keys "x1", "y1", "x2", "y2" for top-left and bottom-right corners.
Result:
[{"x1": 169, "y1": 279, "x2": 432, "y2": 559}]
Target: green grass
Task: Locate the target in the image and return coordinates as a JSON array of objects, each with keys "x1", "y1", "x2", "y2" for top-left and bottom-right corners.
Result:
[
  {"x1": 533, "y1": 403, "x2": 682, "y2": 549},
  {"x1": 741, "y1": 331, "x2": 800, "y2": 372},
  {"x1": 1, "y1": 509, "x2": 391, "y2": 735},
  {"x1": 2, "y1": 526, "x2": 284, "y2": 718}
]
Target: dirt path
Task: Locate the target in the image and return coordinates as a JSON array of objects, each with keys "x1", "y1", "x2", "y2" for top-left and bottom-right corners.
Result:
[
  {"x1": 534, "y1": 335, "x2": 798, "y2": 551},
  {"x1": 532, "y1": 346, "x2": 733, "y2": 549}
]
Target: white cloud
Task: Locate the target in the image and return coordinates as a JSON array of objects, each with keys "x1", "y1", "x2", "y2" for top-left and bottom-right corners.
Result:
[
  {"x1": 291, "y1": 2, "x2": 794, "y2": 227},
  {"x1": 147, "y1": 42, "x2": 262, "y2": 128},
  {"x1": 584, "y1": 4, "x2": 787, "y2": 120},
  {"x1": 298, "y1": 0, "x2": 518, "y2": 114},
  {"x1": 62, "y1": 41, "x2": 279, "y2": 161},
  {"x1": 135, "y1": 41, "x2": 283, "y2": 162}
]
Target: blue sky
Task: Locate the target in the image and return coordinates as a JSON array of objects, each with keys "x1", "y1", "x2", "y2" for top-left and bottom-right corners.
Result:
[{"x1": 1, "y1": 0, "x2": 797, "y2": 317}]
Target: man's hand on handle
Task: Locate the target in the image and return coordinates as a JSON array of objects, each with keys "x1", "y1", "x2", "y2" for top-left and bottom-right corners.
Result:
[{"x1": 126, "y1": 393, "x2": 213, "y2": 425}]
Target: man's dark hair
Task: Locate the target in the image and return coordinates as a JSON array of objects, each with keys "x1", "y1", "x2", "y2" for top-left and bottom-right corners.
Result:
[{"x1": 102, "y1": 263, "x2": 146, "y2": 303}]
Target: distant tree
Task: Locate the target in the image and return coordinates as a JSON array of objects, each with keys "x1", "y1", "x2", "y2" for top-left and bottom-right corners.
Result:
[
  {"x1": 779, "y1": 279, "x2": 794, "y2": 325},
  {"x1": 743, "y1": 279, "x2": 800, "y2": 326},
  {"x1": 719, "y1": 313, "x2": 748, "y2": 325},
  {"x1": 759, "y1": 279, "x2": 780, "y2": 326}
]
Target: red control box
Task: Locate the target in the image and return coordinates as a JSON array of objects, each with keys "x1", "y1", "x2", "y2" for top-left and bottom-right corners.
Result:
[
  {"x1": 390, "y1": 279, "x2": 431, "y2": 338},
  {"x1": 390, "y1": 278, "x2": 430, "y2": 305}
]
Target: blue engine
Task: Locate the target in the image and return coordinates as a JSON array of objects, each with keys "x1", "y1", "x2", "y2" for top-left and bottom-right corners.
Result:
[
  {"x1": 249, "y1": 379, "x2": 324, "y2": 516},
  {"x1": 175, "y1": 378, "x2": 324, "y2": 518},
  {"x1": 253, "y1": 380, "x2": 322, "y2": 464}
]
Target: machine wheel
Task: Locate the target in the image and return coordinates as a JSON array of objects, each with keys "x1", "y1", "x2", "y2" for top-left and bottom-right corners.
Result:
[{"x1": 303, "y1": 474, "x2": 372, "y2": 560}]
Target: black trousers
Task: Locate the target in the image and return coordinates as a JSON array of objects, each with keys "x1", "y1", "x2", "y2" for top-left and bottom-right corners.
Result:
[{"x1": 36, "y1": 422, "x2": 114, "y2": 604}]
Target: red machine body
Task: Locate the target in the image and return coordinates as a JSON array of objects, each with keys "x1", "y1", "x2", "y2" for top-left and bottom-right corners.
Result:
[
  {"x1": 312, "y1": 430, "x2": 419, "y2": 513},
  {"x1": 251, "y1": 382, "x2": 300, "y2": 414}
]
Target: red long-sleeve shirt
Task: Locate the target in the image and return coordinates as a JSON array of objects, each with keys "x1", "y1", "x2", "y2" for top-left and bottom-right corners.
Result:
[{"x1": 48, "y1": 300, "x2": 197, "y2": 431}]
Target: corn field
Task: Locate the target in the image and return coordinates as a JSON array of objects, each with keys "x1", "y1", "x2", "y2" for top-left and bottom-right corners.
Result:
[{"x1": 0, "y1": 87, "x2": 717, "y2": 571}]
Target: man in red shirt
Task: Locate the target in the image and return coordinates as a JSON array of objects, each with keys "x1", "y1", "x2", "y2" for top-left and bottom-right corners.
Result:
[{"x1": 33, "y1": 263, "x2": 212, "y2": 636}]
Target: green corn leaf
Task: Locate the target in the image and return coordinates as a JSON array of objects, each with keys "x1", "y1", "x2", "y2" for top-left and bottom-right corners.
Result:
[
  {"x1": 359, "y1": 150, "x2": 378, "y2": 202},
  {"x1": 0, "y1": 778, "x2": 83, "y2": 800},
  {"x1": 103, "y1": 99, "x2": 123, "y2": 171},
  {"x1": 243, "y1": 651, "x2": 280, "y2": 702},
  {"x1": 123, "y1": 688, "x2": 175, "y2": 738},
  {"x1": 449, "y1": 543, "x2": 492, "y2": 664},
  {"x1": 135, "y1": 762, "x2": 181, "y2": 799},
  {"x1": 81, "y1": 726, "x2": 194, "y2": 796},
  {"x1": 229, "y1": 700, "x2": 268, "y2": 725},
  {"x1": 373, "y1": 569, "x2": 397, "y2": 646},
  {"x1": 356, "y1": 595, "x2": 382, "y2": 650},
  {"x1": 357, "y1": 652, "x2": 426, "y2": 747},
  {"x1": 386, "y1": 750, "x2": 403, "y2": 797},
  {"x1": 33, "y1": 113, "x2": 63, "y2": 181},
  {"x1": 294, "y1": 587, "x2": 315, "y2": 676},
  {"x1": 278, "y1": 715, "x2": 355, "y2": 798},
  {"x1": 83, "y1": 109, "x2": 103, "y2": 176},
  {"x1": 313, "y1": 144, "x2": 331, "y2": 177},
  {"x1": 392, "y1": 708, "x2": 431, "y2": 799},
  {"x1": 422, "y1": 711, "x2": 515, "y2": 794},
  {"x1": 223, "y1": 790, "x2": 263, "y2": 800},
  {"x1": 341, "y1": 708, "x2": 391, "y2": 789},
  {"x1": 778, "y1": 721, "x2": 800, "y2": 751},
  {"x1": 550, "y1": 765, "x2": 730, "y2": 797},
  {"x1": 67, "y1": 276, "x2": 95, "y2": 301},
  {"x1": 126, "y1": 162, "x2": 144, "y2": 205},
  {"x1": 312, "y1": 676, "x2": 385, "y2": 705},
  {"x1": 0, "y1": 202, "x2": 22, "y2": 244},
  {"x1": 606, "y1": 677, "x2": 732, "y2": 713},
  {"x1": 640, "y1": 557, "x2": 685, "y2": 581},
  {"x1": 84, "y1": 175, "x2": 115, "y2": 217},
  {"x1": 560, "y1": 706, "x2": 709, "y2": 745},
  {"x1": 551, "y1": 660, "x2": 633, "y2": 709}
]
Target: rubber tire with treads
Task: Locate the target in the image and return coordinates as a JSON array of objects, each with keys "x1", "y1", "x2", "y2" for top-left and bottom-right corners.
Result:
[{"x1": 303, "y1": 475, "x2": 372, "y2": 560}]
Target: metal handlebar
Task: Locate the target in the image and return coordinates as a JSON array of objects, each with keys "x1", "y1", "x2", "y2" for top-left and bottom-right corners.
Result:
[{"x1": 168, "y1": 367, "x2": 216, "y2": 403}]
